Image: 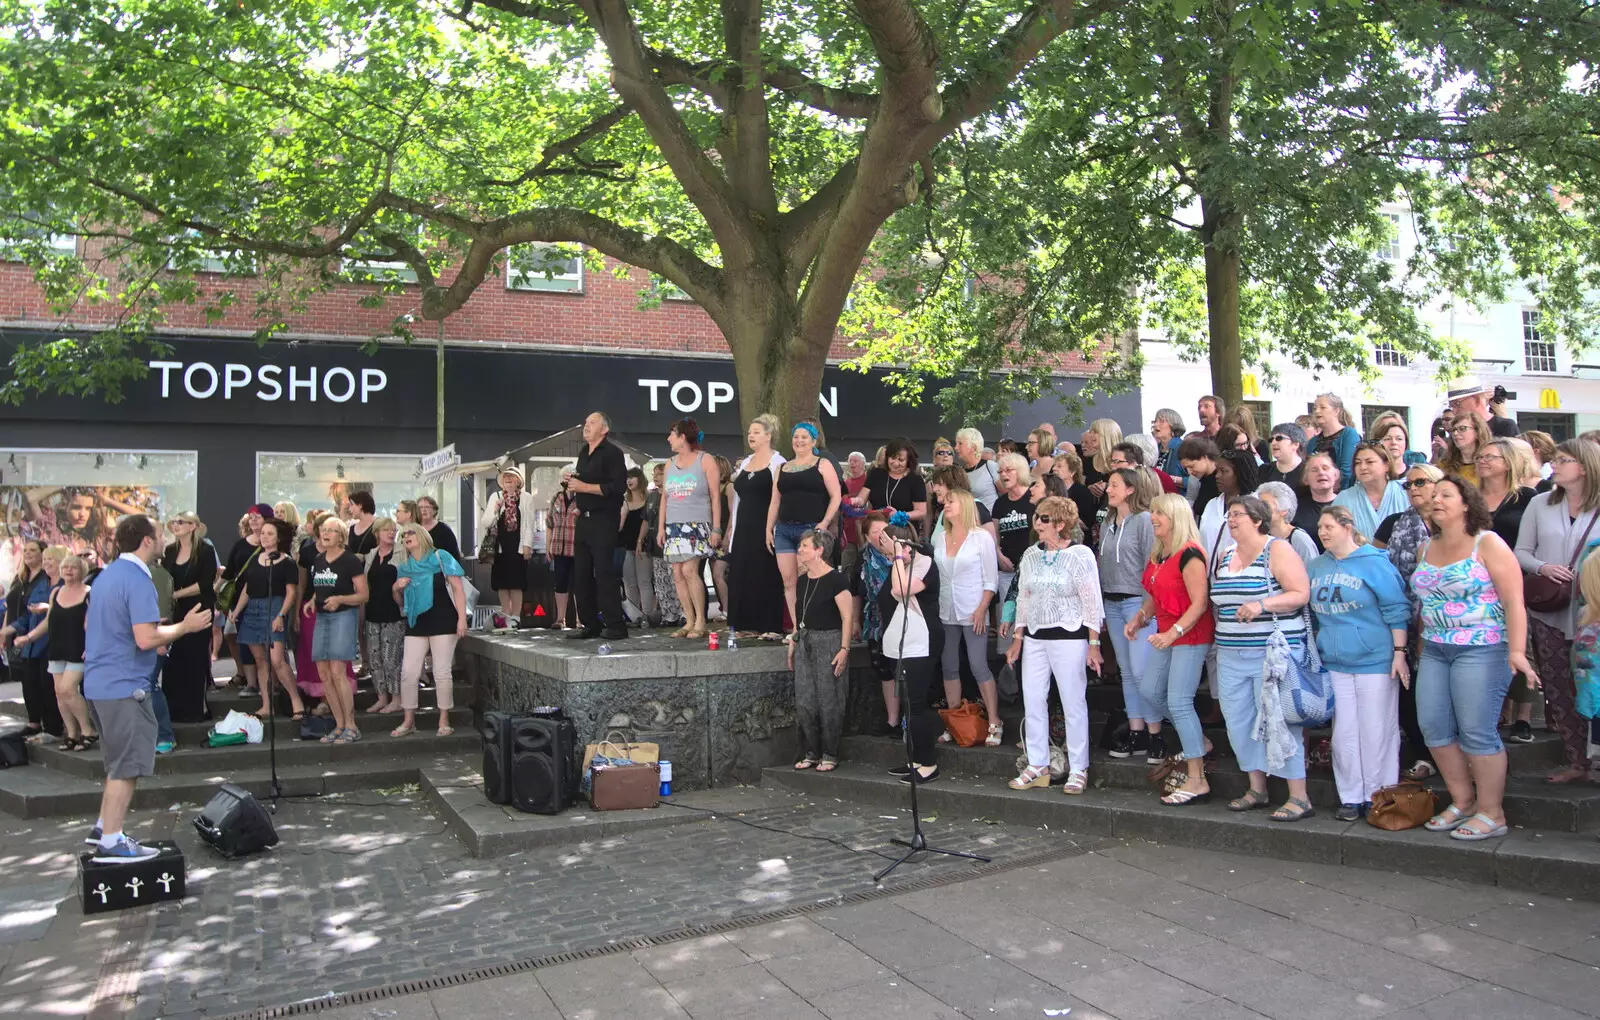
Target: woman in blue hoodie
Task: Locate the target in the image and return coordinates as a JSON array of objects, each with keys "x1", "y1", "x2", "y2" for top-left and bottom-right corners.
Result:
[{"x1": 1308, "y1": 505, "x2": 1413, "y2": 820}]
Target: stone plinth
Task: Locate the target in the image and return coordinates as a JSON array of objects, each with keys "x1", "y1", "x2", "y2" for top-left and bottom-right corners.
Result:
[{"x1": 461, "y1": 630, "x2": 892, "y2": 789}]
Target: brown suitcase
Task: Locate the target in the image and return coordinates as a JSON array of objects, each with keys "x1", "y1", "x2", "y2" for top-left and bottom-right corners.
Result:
[{"x1": 589, "y1": 762, "x2": 660, "y2": 811}]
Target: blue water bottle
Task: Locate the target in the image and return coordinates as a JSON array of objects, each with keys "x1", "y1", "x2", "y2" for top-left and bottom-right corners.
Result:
[{"x1": 659, "y1": 760, "x2": 673, "y2": 798}]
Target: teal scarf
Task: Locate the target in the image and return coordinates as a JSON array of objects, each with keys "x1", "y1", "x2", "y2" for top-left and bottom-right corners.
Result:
[{"x1": 397, "y1": 550, "x2": 466, "y2": 626}]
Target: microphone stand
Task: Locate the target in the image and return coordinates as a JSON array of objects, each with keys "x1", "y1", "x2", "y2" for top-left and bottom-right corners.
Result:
[{"x1": 875, "y1": 540, "x2": 991, "y2": 883}]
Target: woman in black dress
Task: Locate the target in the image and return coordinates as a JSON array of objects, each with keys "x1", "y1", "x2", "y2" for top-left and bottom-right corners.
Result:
[
  {"x1": 728, "y1": 414, "x2": 787, "y2": 639},
  {"x1": 162, "y1": 513, "x2": 218, "y2": 723},
  {"x1": 416, "y1": 496, "x2": 462, "y2": 561},
  {"x1": 477, "y1": 466, "x2": 534, "y2": 621}
]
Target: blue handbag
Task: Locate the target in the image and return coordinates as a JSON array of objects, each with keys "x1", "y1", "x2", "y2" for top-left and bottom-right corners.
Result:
[{"x1": 1276, "y1": 607, "x2": 1334, "y2": 728}]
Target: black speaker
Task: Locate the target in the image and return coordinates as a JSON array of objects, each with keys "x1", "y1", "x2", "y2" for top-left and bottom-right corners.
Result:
[
  {"x1": 193, "y1": 783, "x2": 279, "y2": 858},
  {"x1": 481, "y1": 711, "x2": 523, "y2": 805},
  {"x1": 511, "y1": 713, "x2": 578, "y2": 815}
]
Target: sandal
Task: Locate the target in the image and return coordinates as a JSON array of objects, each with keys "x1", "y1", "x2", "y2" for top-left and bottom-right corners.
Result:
[
  {"x1": 670, "y1": 627, "x2": 690, "y2": 638},
  {"x1": 1425, "y1": 803, "x2": 1474, "y2": 832},
  {"x1": 685, "y1": 628, "x2": 706, "y2": 640},
  {"x1": 815, "y1": 759, "x2": 837, "y2": 773},
  {"x1": 436, "y1": 725, "x2": 454, "y2": 737},
  {"x1": 1228, "y1": 789, "x2": 1269, "y2": 812},
  {"x1": 1062, "y1": 770, "x2": 1088, "y2": 795},
  {"x1": 985, "y1": 722, "x2": 1003, "y2": 747},
  {"x1": 1162, "y1": 786, "x2": 1211, "y2": 806},
  {"x1": 320, "y1": 728, "x2": 343, "y2": 744},
  {"x1": 59, "y1": 736, "x2": 83, "y2": 752},
  {"x1": 793, "y1": 756, "x2": 817, "y2": 770},
  {"x1": 390, "y1": 723, "x2": 416, "y2": 738},
  {"x1": 290, "y1": 712, "x2": 305, "y2": 722},
  {"x1": 1270, "y1": 797, "x2": 1316, "y2": 822},
  {"x1": 79, "y1": 734, "x2": 98, "y2": 750},
  {"x1": 1009, "y1": 764, "x2": 1050, "y2": 790},
  {"x1": 1403, "y1": 760, "x2": 1437, "y2": 781},
  {"x1": 1450, "y1": 812, "x2": 1508, "y2": 841},
  {"x1": 333, "y1": 728, "x2": 361, "y2": 744}
]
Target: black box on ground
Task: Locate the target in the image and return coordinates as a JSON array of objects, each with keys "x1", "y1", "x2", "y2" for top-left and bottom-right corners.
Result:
[{"x1": 78, "y1": 840, "x2": 186, "y2": 914}]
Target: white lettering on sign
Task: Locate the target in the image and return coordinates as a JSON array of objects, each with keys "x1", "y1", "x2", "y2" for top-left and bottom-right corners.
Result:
[
  {"x1": 636, "y1": 378, "x2": 840, "y2": 417},
  {"x1": 148, "y1": 360, "x2": 390, "y2": 403}
]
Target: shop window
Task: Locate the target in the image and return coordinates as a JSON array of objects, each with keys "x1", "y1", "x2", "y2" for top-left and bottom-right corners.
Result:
[
  {"x1": 255, "y1": 453, "x2": 459, "y2": 538},
  {"x1": 1362, "y1": 404, "x2": 1408, "y2": 435},
  {"x1": 1517, "y1": 412, "x2": 1574, "y2": 443},
  {"x1": 1241, "y1": 400, "x2": 1272, "y2": 439},
  {"x1": 506, "y1": 243, "x2": 583, "y2": 293},
  {"x1": 0, "y1": 210, "x2": 77, "y2": 260},
  {"x1": 0, "y1": 449, "x2": 198, "y2": 575}
]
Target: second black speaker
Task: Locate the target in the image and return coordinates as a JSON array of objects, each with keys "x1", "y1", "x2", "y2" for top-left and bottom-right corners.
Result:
[
  {"x1": 511, "y1": 714, "x2": 578, "y2": 814},
  {"x1": 481, "y1": 711, "x2": 523, "y2": 805}
]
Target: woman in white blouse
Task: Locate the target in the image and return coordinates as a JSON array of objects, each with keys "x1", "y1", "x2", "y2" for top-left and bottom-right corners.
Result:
[
  {"x1": 933, "y1": 490, "x2": 1001, "y2": 746},
  {"x1": 1003, "y1": 495, "x2": 1104, "y2": 794}
]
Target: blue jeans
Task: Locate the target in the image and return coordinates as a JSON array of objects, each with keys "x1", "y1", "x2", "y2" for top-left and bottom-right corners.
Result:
[
  {"x1": 148, "y1": 661, "x2": 174, "y2": 746},
  {"x1": 1216, "y1": 645, "x2": 1305, "y2": 779},
  {"x1": 1103, "y1": 598, "x2": 1155, "y2": 722},
  {"x1": 1140, "y1": 643, "x2": 1210, "y2": 760},
  {"x1": 1417, "y1": 641, "x2": 1512, "y2": 756}
]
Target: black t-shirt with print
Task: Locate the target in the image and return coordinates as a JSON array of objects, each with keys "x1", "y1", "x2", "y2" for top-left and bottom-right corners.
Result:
[
  {"x1": 991, "y1": 492, "x2": 1036, "y2": 567},
  {"x1": 312, "y1": 551, "x2": 362, "y2": 613}
]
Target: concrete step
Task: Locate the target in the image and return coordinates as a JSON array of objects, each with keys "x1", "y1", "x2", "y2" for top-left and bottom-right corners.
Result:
[
  {"x1": 0, "y1": 756, "x2": 429, "y2": 819},
  {"x1": 840, "y1": 734, "x2": 1600, "y2": 833},
  {"x1": 23, "y1": 726, "x2": 481, "y2": 780},
  {"x1": 762, "y1": 762, "x2": 1600, "y2": 902},
  {"x1": 206, "y1": 683, "x2": 449, "y2": 717}
]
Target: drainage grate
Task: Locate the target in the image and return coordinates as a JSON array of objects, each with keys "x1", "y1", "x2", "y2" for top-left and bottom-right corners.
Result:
[{"x1": 214, "y1": 834, "x2": 1118, "y2": 1020}]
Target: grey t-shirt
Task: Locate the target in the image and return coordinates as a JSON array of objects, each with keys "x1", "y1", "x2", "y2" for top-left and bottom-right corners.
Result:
[
  {"x1": 664, "y1": 452, "x2": 713, "y2": 524},
  {"x1": 965, "y1": 459, "x2": 1000, "y2": 512}
]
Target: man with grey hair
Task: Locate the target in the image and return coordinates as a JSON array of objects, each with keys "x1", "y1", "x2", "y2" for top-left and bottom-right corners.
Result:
[
  {"x1": 841, "y1": 452, "x2": 869, "y2": 569},
  {"x1": 1254, "y1": 482, "x2": 1318, "y2": 564},
  {"x1": 954, "y1": 427, "x2": 999, "y2": 511}
]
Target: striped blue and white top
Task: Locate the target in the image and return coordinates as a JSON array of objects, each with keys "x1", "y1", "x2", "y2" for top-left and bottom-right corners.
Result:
[{"x1": 1211, "y1": 537, "x2": 1306, "y2": 650}]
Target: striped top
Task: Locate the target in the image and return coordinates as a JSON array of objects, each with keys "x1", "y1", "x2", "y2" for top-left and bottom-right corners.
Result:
[
  {"x1": 1413, "y1": 534, "x2": 1505, "y2": 646},
  {"x1": 1211, "y1": 537, "x2": 1306, "y2": 649}
]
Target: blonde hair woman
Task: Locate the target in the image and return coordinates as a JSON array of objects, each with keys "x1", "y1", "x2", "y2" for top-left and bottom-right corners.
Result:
[
  {"x1": 302, "y1": 514, "x2": 369, "y2": 742},
  {"x1": 1080, "y1": 418, "x2": 1124, "y2": 497},
  {"x1": 391, "y1": 522, "x2": 468, "y2": 738},
  {"x1": 728, "y1": 414, "x2": 786, "y2": 639},
  {"x1": 1437, "y1": 412, "x2": 1491, "y2": 484},
  {"x1": 273, "y1": 501, "x2": 300, "y2": 529},
  {"x1": 17, "y1": 552, "x2": 96, "y2": 749},
  {"x1": 1127, "y1": 494, "x2": 1215, "y2": 803},
  {"x1": 159, "y1": 512, "x2": 220, "y2": 724},
  {"x1": 933, "y1": 489, "x2": 1001, "y2": 746}
]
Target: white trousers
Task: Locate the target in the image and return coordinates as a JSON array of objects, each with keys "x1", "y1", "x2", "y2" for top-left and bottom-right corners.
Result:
[
  {"x1": 1329, "y1": 669, "x2": 1400, "y2": 804},
  {"x1": 1022, "y1": 636, "x2": 1090, "y2": 774},
  {"x1": 402, "y1": 634, "x2": 457, "y2": 712}
]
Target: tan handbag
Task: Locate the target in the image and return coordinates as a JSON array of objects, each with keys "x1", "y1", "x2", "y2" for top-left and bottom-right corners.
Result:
[
  {"x1": 937, "y1": 700, "x2": 988, "y2": 747},
  {"x1": 1367, "y1": 782, "x2": 1437, "y2": 831}
]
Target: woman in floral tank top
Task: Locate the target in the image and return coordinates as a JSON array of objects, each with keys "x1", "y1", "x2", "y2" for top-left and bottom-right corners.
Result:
[{"x1": 1411, "y1": 475, "x2": 1539, "y2": 842}]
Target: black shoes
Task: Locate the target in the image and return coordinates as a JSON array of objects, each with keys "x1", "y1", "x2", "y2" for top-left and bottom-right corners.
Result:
[
  {"x1": 1145, "y1": 733, "x2": 1167, "y2": 764},
  {"x1": 566, "y1": 627, "x2": 603, "y2": 640},
  {"x1": 899, "y1": 765, "x2": 940, "y2": 785},
  {"x1": 603, "y1": 626, "x2": 629, "y2": 640},
  {"x1": 1109, "y1": 729, "x2": 1151, "y2": 759},
  {"x1": 887, "y1": 763, "x2": 912, "y2": 777},
  {"x1": 1510, "y1": 720, "x2": 1534, "y2": 743}
]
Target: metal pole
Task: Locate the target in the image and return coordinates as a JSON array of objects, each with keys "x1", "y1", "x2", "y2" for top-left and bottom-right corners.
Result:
[{"x1": 436, "y1": 318, "x2": 447, "y2": 509}]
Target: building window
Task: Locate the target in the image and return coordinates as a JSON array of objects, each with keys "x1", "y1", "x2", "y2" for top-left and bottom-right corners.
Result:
[
  {"x1": 1523, "y1": 310, "x2": 1557, "y2": 373},
  {"x1": 652, "y1": 276, "x2": 695, "y2": 303},
  {"x1": 254, "y1": 453, "x2": 459, "y2": 539},
  {"x1": 1362, "y1": 404, "x2": 1408, "y2": 436},
  {"x1": 506, "y1": 244, "x2": 583, "y2": 293},
  {"x1": 171, "y1": 229, "x2": 256, "y2": 276},
  {"x1": 1374, "y1": 341, "x2": 1409, "y2": 368},
  {"x1": 0, "y1": 449, "x2": 198, "y2": 572},
  {"x1": 1517, "y1": 412, "x2": 1574, "y2": 443},
  {"x1": 1241, "y1": 400, "x2": 1272, "y2": 440},
  {"x1": 1379, "y1": 213, "x2": 1402, "y2": 261},
  {"x1": 0, "y1": 211, "x2": 77, "y2": 260},
  {"x1": 343, "y1": 258, "x2": 418, "y2": 285}
]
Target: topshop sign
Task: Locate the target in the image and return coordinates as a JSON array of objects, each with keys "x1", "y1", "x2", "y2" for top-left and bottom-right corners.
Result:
[
  {"x1": 637, "y1": 378, "x2": 839, "y2": 416},
  {"x1": 149, "y1": 359, "x2": 389, "y2": 403}
]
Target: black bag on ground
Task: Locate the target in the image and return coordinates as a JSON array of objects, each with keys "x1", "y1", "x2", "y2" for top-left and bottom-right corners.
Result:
[
  {"x1": 0, "y1": 731, "x2": 27, "y2": 767},
  {"x1": 299, "y1": 715, "x2": 336, "y2": 741}
]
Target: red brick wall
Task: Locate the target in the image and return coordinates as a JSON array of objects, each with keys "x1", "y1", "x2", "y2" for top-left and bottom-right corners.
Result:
[{"x1": 0, "y1": 247, "x2": 1097, "y2": 371}]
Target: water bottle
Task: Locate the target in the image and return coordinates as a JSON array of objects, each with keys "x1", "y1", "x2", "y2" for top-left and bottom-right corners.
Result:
[
  {"x1": 597, "y1": 643, "x2": 613, "y2": 656},
  {"x1": 726, "y1": 633, "x2": 739, "y2": 651},
  {"x1": 659, "y1": 760, "x2": 673, "y2": 797}
]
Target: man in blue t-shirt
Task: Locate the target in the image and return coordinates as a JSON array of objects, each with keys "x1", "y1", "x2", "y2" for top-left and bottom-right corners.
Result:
[{"x1": 83, "y1": 515, "x2": 212, "y2": 862}]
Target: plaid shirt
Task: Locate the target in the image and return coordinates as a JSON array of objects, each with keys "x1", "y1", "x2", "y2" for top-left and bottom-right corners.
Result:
[{"x1": 548, "y1": 491, "x2": 579, "y2": 557}]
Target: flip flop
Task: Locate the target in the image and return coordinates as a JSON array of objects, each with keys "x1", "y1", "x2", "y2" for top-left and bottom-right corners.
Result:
[
  {"x1": 815, "y1": 760, "x2": 837, "y2": 772},
  {"x1": 794, "y1": 757, "x2": 817, "y2": 770}
]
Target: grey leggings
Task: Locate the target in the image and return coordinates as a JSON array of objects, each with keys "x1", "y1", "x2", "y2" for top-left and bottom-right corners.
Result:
[
  {"x1": 794, "y1": 629, "x2": 847, "y2": 760},
  {"x1": 941, "y1": 622, "x2": 994, "y2": 684}
]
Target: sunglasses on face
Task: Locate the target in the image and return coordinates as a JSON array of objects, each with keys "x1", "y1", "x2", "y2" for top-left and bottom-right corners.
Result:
[
  {"x1": 1452, "y1": 426, "x2": 1474, "y2": 435},
  {"x1": 1405, "y1": 478, "x2": 1433, "y2": 489},
  {"x1": 1034, "y1": 515, "x2": 1054, "y2": 525}
]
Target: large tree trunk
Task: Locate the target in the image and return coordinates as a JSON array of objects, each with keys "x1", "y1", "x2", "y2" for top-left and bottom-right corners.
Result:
[
  {"x1": 1201, "y1": 198, "x2": 1244, "y2": 410},
  {"x1": 723, "y1": 279, "x2": 828, "y2": 453}
]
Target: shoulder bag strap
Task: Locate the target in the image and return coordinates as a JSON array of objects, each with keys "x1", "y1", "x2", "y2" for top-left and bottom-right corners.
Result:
[{"x1": 1566, "y1": 509, "x2": 1600, "y2": 571}]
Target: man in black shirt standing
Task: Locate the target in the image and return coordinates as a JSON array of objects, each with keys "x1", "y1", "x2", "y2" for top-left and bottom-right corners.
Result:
[{"x1": 566, "y1": 411, "x2": 629, "y2": 640}]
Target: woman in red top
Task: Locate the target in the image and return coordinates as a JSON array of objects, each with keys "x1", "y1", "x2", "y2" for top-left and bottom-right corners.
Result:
[{"x1": 1126, "y1": 493, "x2": 1215, "y2": 805}]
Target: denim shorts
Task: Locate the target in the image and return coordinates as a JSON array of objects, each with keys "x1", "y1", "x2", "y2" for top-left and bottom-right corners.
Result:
[
  {"x1": 773, "y1": 520, "x2": 815, "y2": 555},
  {"x1": 1417, "y1": 640, "x2": 1512, "y2": 756},
  {"x1": 311, "y1": 608, "x2": 359, "y2": 662},
  {"x1": 237, "y1": 595, "x2": 287, "y2": 647},
  {"x1": 47, "y1": 660, "x2": 82, "y2": 676}
]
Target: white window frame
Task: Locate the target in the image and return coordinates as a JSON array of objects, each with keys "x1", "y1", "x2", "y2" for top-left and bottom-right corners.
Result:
[
  {"x1": 170, "y1": 228, "x2": 257, "y2": 276},
  {"x1": 1522, "y1": 309, "x2": 1558, "y2": 374},
  {"x1": 1379, "y1": 212, "x2": 1402, "y2": 261},
  {"x1": 1373, "y1": 340, "x2": 1409, "y2": 368},
  {"x1": 654, "y1": 275, "x2": 695, "y2": 302},
  {"x1": 0, "y1": 216, "x2": 77, "y2": 261},
  {"x1": 343, "y1": 226, "x2": 424, "y2": 285},
  {"x1": 506, "y1": 243, "x2": 584, "y2": 293}
]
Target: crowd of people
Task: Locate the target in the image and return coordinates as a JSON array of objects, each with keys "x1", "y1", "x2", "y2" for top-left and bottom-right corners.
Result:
[{"x1": 524, "y1": 382, "x2": 1595, "y2": 843}]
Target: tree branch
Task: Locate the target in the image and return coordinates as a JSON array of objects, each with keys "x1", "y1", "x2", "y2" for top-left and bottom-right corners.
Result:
[
  {"x1": 480, "y1": 103, "x2": 636, "y2": 187},
  {"x1": 778, "y1": 161, "x2": 858, "y2": 292}
]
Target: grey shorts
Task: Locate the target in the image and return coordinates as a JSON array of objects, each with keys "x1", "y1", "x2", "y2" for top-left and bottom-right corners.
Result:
[{"x1": 87, "y1": 695, "x2": 157, "y2": 780}]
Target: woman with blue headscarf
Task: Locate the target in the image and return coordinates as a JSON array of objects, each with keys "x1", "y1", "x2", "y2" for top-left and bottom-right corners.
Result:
[
  {"x1": 390, "y1": 523, "x2": 468, "y2": 738},
  {"x1": 767, "y1": 420, "x2": 842, "y2": 631}
]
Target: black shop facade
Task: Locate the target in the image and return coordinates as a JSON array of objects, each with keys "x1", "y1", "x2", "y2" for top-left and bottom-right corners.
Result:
[{"x1": 0, "y1": 329, "x2": 1136, "y2": 571}]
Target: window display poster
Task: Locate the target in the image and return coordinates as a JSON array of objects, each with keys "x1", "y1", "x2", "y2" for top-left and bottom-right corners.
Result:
[{"x1": 1, "y1": 483, "x2": 166, "y2": 575}]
